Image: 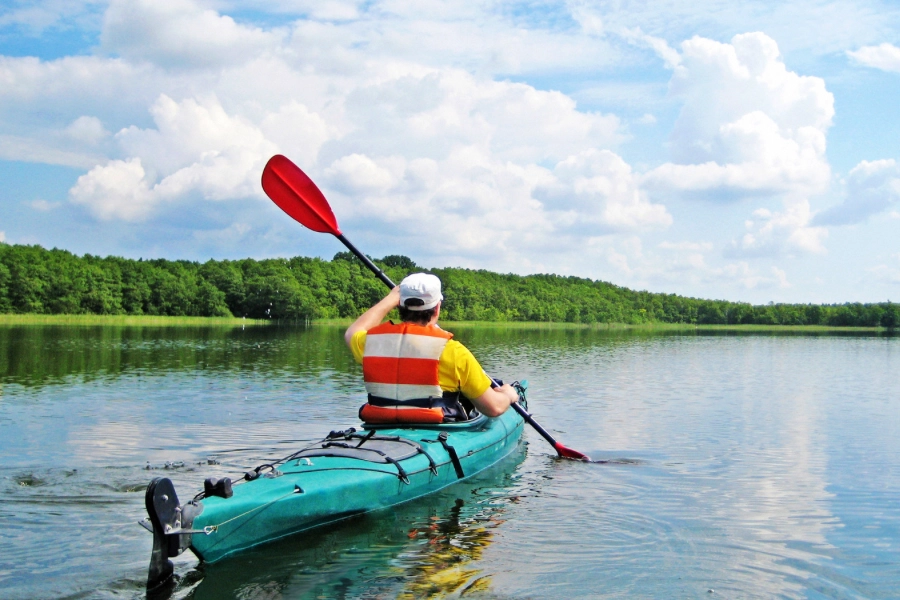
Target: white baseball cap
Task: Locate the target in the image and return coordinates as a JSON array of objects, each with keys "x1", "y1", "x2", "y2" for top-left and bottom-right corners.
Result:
[{"x1": 399, "y1": 273, "x2": 443, "y2": 311}]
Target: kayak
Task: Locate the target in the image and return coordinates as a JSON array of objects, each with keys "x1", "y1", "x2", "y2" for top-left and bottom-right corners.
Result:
[{"x1": 143, "y1": 382, "x2": 528, "y2": 590}]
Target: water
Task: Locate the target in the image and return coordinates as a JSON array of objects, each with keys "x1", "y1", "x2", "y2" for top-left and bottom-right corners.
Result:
[{"x1": 0, "y1": 324, "x2": 898, "y2": 599}]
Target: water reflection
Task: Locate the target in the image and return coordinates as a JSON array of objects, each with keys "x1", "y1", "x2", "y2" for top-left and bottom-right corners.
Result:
[{"x1": 0, "y1": 323, "x2": 357, "y2": 388}]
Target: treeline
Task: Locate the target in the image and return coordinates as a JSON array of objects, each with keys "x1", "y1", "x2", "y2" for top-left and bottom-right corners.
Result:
[{"x1": 0, "y1": 243, "x2": 898, "y2": 327}]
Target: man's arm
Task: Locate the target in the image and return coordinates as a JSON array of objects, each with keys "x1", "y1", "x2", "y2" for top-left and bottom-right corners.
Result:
[
  {"x1": 472, "y1": 384, "x2": 519, "y2": 418},
  {"x1": 344, "y1": 287, "x2": 400, "y2": 347}
]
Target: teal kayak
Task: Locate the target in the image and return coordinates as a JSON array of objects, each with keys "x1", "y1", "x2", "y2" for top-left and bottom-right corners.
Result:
[{"x1": 143, "y1": 384, "x2": 527, "y2": 590}]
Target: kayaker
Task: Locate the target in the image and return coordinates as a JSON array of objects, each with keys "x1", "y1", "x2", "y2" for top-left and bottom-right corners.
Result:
[{"x1": 345, "y1": 273, "x2": 519, "y2": 423}]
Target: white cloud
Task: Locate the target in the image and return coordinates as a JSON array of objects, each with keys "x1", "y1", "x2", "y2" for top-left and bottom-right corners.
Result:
[
  {"x1": 69, "y1": 95, "x2": 280, "y2": 220},
  {"x1": 293, "y1": 0, "x2": 362, "y2": 21},
  {"x1": 0, "y1": 55, "x2": 157, "y2": 107},
  {"x1": 620, "y1": 27, "x2": 681, "y2": 68},
  {"x1": 65, "y1": 116, "x2": 109, "y2": 145},
  {"x1": 69, "y1": 157, "x2": 156, "y2": 221},
  {"x1": 0, "y1": 231, "x2": 5, "y2": 243},
  {"x1": 730, "y1": 198, "x2": 828, "y2": 257},
  {"x1": 28, "y1": 199, "x2": 60, "y2": 212},
  {"x1": 815, "y1": 159, "x2": 900, "y2": 225},
  {"x1": 718, "y1": 262, "x2": 790, "y2": 290},
  {"x1": 638, "y1": 33, "x2": 834, "y2": 260},
  {"x1": 116, "y1": 94, "x2": 277, "y2": 192},
  {"x1": 335, "y1": 69, "x2": 624, "y2": 164},
  {"x1": 325, "y1": 153, "x2": 400, "y2": 194},
  {"x1": 658, "y1": 240, "x2": 713, "y2": 252},
  {"x1": 569, "y1": 3, "x2": 605, "y2": 36},
  {"x1": 646, "y1": 33, "x2": 833, "y2": 199},
  {"x1": 536, "y1": 149, "x2": 672, "y2": 233},
  {"x1": 0, "y1": 133, "x2": 103, "y2": 167},
  {"x1": 848, "y1": 43, "x2": 900, "y2": 73},
  {"x1": 101, "y1": 0, "x2": 283, "y2": 69},
  {"x1": 591, "y1": 238, "x2": 794, "y2": 295}
]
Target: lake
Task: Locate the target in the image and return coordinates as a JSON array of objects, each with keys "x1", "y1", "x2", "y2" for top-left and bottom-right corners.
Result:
[{"x1": 0, "y1": 324, "x2": 898, "y2": 599}]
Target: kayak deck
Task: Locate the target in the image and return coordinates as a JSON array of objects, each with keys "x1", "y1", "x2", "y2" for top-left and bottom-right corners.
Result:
[{"x1": 190, "y1": 407, "x2": 524, "y2": 563}]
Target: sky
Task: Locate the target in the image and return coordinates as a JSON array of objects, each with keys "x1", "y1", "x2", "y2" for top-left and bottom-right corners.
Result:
[{"x1": 1, "y1": 1, "x2": 900, "y2": 304}]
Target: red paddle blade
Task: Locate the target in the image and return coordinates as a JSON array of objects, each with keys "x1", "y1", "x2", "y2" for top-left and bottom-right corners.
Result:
[
  {"x1": 554, "y1": 442, "x2": 591, "y2": 462},
  {"x1": 261, "y1": 155, "x2": 341, "y2": 235}
]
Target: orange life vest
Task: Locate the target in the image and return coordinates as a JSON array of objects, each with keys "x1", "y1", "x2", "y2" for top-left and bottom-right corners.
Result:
[{"x1": 360, "y1": 321, "x2": 454, "y2": 424}]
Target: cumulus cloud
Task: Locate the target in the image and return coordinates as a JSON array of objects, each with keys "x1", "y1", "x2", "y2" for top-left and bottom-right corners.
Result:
[
  {"x1": 65, "y1": 116, "x2": 109, "y2": 145},
  {"x1": 620, "y1": 27, "x2": 681, "y2": 68},
  {"x1": 101, "y1": 0, "x2": 283, "y2": 69},
  {"x1": 336, "y1": 69, "x2": 624, "y2": 164},
  {"x1": 535, "y1": 149, "x2": 672, "y2": 233},
  {"x1": 729, "y1": 198, "x2": 828, "y2": 257},
  {"x1": 646, "y1": 32, "x2": 833, "y2": 199},
  {"x1": 70, "y1": 95, "x2": 279, "y2": 221},
  {"x1": 848, "y1": 43, "x2": 900, "y2": 72},
  {"x1": 69, "y1": 157, "x2": 156, "y2": 221},
  {"x1": 815, "y1": 159, "x2": 900, "y2": 226},
  {"x1": 638, "y1": 32, "x2": 834, "y2": 260}
]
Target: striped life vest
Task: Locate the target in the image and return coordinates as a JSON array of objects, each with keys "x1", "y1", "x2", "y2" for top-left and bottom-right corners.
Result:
[{"x1": 360, "y1": 321, "x2": 454, "y2": 424}]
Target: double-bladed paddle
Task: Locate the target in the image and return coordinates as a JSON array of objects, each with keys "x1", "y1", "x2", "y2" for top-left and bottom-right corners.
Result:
[{"x1": 261, "y1": 154, "x2": 591, "y2": 462}]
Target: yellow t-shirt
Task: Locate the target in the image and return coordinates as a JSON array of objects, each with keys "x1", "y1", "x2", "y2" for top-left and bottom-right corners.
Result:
[{"x1": 350, "y1": 328, "x2": 492, "y2": 400}]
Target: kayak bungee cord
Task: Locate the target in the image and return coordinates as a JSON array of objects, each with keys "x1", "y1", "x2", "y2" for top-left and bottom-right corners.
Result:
[
  {"x1": 201, "y1": 486, "x2": 304, "y2": 534},
  {"x1": 191, "y1": 428, "x2": 368, "y2": 502}
]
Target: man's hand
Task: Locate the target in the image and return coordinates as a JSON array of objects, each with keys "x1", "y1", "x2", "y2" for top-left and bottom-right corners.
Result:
[
  {"x1": 344, "y1": 286, "x2": 401, "y2": 346},
  {"x1": 497, "y1": 384, "x2": 519, "y2": 405}
]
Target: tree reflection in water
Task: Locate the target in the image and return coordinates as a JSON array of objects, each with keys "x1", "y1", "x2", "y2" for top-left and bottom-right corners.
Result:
[{"x1": 395, "y1": 497, "x2": 507, "y2": 598}]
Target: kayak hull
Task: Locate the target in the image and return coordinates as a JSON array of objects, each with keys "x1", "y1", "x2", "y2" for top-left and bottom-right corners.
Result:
[{"x1": 187, "y1": 409, "x2": 524, "y2": 564}]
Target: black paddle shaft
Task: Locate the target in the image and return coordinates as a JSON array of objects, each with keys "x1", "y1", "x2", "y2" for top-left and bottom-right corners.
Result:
[
  {"x1": 336, "y1": 234, "x2": 395, "y2": 289},
  {"x1": 510, "y1": 401, "x2": 558, "y2": 445}
]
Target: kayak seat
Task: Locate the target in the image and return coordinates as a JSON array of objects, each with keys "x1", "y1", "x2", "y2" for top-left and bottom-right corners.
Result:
[{"x1": 360, "y1": 391, "x2": 480, "y2": 425}]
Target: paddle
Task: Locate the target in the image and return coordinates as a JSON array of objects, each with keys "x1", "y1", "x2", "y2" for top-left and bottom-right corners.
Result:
[{"x1": 261, "y1": 154, "x2": 591, "y2": 462}]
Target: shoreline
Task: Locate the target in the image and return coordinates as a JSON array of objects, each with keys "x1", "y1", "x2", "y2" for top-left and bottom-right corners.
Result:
[
  {"x1": 0, "y1": 314, "x2": 892, "y2": 332},
  {"x1": 0, "y1": 314, "x2": 269, "y2": 326}
]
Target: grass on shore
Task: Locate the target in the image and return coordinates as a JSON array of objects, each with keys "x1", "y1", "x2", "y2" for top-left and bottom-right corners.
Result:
[
  {"x1": 305, "y1": 318, "x2": 889, "y2": 332},
  {"x1": 0, "y1": 314, "x2": 269, "y2": 326},
  {"x1": 0, "y1": 314, "x2": 890, "y2": 332}
]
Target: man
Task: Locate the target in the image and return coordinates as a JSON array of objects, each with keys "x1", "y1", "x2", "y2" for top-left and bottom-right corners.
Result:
[{"x1": 345, "y1": 273, "x2": 519, "y2": 423}]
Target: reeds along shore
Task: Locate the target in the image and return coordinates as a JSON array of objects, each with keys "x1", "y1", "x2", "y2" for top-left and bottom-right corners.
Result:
[
  {"x1": 0, "y1": 315, "x2": 893, "y2": 335},
  {"x1": 1, "y1": 243, "x2": 898, "y2": 328}
]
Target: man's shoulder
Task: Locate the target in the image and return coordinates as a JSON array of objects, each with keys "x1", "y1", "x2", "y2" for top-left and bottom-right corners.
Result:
[{"x1": 442, "y1": 338, "x2": 477, "y2": 361}]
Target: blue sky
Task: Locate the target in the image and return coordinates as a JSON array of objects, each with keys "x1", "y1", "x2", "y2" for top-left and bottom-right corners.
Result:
[{"x1": 2, "y1": 0, "x2": 900, "y2": 304}]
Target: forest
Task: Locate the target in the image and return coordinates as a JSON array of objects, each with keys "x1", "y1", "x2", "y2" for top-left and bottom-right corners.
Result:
[{"x1": 0, "y1": 243, "x2": 898, "y2": 327}]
